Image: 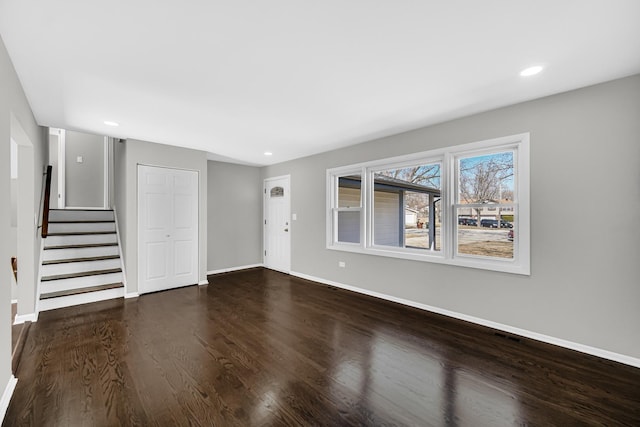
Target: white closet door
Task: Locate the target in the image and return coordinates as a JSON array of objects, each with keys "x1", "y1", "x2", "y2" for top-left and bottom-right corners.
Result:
[{"x1": 138, "y1": 165, "x2": 198, "y2": 294}]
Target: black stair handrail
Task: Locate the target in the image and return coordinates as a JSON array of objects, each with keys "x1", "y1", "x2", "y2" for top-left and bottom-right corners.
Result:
[{"x1": 41, "y1": 165, "x2": 53, "y2": 238}]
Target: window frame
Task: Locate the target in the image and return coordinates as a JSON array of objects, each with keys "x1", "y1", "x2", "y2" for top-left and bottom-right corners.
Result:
[
  {"x1": 367, "y1": 156, "x2": 443, "y2": 255},
  {"x1": 326, "y1": 133, "x2": 530, "y2": 275},
  {"x1": 328, "y1": 169, "x2": 365, "y2": 247}
]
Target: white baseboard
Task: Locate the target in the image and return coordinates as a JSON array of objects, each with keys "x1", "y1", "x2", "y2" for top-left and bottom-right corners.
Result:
[
  {"x1": 198, "y1": 279, "x2": 209, "y2": 286},
  {"x1": 207, "y1": 263, "x2": 263, "y2": 276},
  {"x1": 13, "y1": 313, "x2": 37, "y2": 325},
  {"x1": 124, "y1": 292, "x2": 139, "y2": 299},
  {"x1": 290, "y1": 271, "x2": 640, "y2": 369},
  {"x1": 0, "y1": 375, "x2": 17, "y2": 423}
]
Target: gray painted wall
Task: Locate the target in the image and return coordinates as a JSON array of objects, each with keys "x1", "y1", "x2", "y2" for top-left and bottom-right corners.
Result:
[
  {"x1": 113, "y1": 139, "x2": 127, "y2": 263},
  {"x1": 65, "y1": 130, "x2": 104, "y2": 207},
  {"x1": 207, "y1": 161, "x2": 262, "y2": 271},
  {"x1": 10, "y1": 178, "x2": 17, "y2": 300},
  {"x1": 114, "y1": 139, "x2": 208, "y2": 294},
  {"x1": 262, "y1": 74, "x2": 640, "y2": 360},
  {"x1": 49, "y1": 132, "x2": 59, "y2": 208},
  {"x1": 0, "y1": 34, "x2": 47, "y2": 393}
]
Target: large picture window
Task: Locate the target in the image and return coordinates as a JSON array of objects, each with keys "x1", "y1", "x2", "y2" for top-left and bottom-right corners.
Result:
[{"x1": 327, "y1": 133, "x2": 530, "y2": 275}]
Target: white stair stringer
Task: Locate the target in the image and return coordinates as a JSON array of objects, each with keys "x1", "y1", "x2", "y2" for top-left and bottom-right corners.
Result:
[{"x1": 38, "y1": 209, "x2": 125, "y2": 312}]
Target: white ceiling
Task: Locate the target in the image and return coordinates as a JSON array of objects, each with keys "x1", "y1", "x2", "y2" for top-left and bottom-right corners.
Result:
[{"x1": 1, "y1": 1, "x2": 639, "y2": 166}]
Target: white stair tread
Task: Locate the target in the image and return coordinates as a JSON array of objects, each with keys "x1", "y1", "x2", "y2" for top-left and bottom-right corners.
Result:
[
  {"x1": 38, "y1": 287, "x2": 124, "y2": 312},
  {"x1": 45, "y1": 233, "x2": 118, "y2": 247},
  {"x1": 49, "y1": 210, "x2": 114, "y2": 222},
  {"x1": 43, "y1": 245, "x2": 119, "y2": 261},
  {"x1": 41, "y1": 258, "x2": 121, "y2": 277},
  {"x1": 40, "y1": 282, "x2": 123, "y2": 299},
  {"x1": 43, "y1": 255, "x2": 120, "y2": 265},
  {"x1": 48, "y1": 222, "x2": 116, "y2": 233},
  {"x1": 40, "y1": 271, "x2": 123, "y2": 293}
]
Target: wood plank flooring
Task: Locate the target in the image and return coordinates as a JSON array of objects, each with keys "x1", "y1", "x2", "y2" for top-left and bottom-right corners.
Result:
[{"x1": 4, "y1": 268, "x2": 640, "y2": 426}]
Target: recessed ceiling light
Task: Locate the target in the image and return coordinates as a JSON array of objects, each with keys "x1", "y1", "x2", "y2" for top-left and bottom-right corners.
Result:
[
  {"x1": 264, "y1": 152, "x2": 273, "y2": 156},
  {"x1": 104, "y1": 120, "x2": 119, "y2": 126},
  {"x1": 520, "y1": 66, "x2": 543, "y2": 77}
]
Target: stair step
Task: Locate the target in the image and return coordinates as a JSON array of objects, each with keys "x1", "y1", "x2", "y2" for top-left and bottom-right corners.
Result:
[
  {"x1": 43, "y1": 244, "x2": 119, "y2": 262},
  {"x1": 49, "y1": 220, "x2": 115, "y2": 223},
  {"x1": 40, "y1": 271, "x2": 123, "y2": 294},
  {"x1": 48, "y1": 222, "x2": 116, "y2": 234},
  {"x1": 41, "y1": 268, "x2": 122, "y2": 282},
  {"x1": 44, "y1": 242, "x2": 119, "y2": 250},
  {"x1": 45, "y1": 233, "x2": 118, "y2": 247},
  {"x1": 49, "y1": 209, "x2": 114, "y2": 222},
  {"x1": 43, "y1": 255, "x2": 120, "y2": 265},
  {"x1": 40, "y1": 282, "x2": 123, "y2": 300},
  {"x1": 38, "y1": 287, "x2": 125, "y2": 312},
  {"x1": 41, "y1": 257, "x2": 121, "y2": 277},
  {"x1": 47, "y1": 231, "x2": 116, "y2": 236}
]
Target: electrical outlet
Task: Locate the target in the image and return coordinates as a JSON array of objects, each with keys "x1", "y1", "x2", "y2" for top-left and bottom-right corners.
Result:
[{"x1": 338, "y1": 261, "x2": 346, "y2": 268}]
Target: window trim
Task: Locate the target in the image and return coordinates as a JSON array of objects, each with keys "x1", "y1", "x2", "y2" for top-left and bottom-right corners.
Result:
[{"x1": 326, "y1": 133, "x2": 530, "y2": 275}]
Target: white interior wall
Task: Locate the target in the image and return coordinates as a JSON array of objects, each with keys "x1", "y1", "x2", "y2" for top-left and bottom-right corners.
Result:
[
  {"x1": 0, "y1": 33, "x2": 47, "y2": 406},
  {"x1": 115, "y1": 138, "x2": 208, "y2": 294},
  {"x1": 207, "y1": 161, "x2": 262, "y2": 272},
  {"x1": 261, "y1": 74, "x2": 640, "y2": 363}
]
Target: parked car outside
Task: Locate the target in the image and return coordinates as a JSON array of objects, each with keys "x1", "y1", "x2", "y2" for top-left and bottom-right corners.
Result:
[
  {"x1": 481, "y1": 219, "x2": 513, "y2": 228},
  {"x1": 481, "y1": 219, "x2": 499, "y2": 228},
  {"x1": 458, "y1": 218, "x2": 477, "y2": 226}
]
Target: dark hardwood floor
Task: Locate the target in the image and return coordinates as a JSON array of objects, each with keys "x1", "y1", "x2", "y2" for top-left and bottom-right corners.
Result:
[{"x1": 4, "y1": 268, "x2": 640, "y2": 426}]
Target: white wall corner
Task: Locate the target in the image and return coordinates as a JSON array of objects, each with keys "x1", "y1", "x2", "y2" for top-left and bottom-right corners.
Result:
[
  {"x1": 198, "y1": 279, "x2": 209, "y2": 286},
  {"x1": 0, "y1": 375, "x2": 17, "y2": 422},
  {"x1": 289, "y1": 271, "x2": 640, "y2": 370},
  {"x1": 124, "y1": 292, "x2": 139, "y2": 299}
]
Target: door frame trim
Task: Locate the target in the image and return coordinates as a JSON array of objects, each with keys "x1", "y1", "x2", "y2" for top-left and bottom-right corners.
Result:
[
  {"x1": 263, "y1": 174, "x2": 291, "y2": 273},
  {"x1": 52, "y1": 129, "x2": 110, "y2": 209}
]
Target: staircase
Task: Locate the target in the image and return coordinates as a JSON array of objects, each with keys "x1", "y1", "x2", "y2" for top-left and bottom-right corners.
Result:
[{"x1": 39, "y1": 209, "x2": 125, "y2": 311}]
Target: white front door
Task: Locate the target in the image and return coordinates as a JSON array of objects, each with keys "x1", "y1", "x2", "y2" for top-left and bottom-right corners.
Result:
[
  {"x1": 264, "y1": 176, "x2": 291, "y2": 273},
  {"x1": 138, "y1": 165, "x2": 199, "y2": 294}
]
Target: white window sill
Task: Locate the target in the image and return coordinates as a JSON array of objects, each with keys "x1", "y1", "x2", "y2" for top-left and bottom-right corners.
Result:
[{"x1": 327, "y1": 244, "x2": 530, "y2": 275}]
